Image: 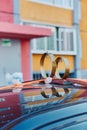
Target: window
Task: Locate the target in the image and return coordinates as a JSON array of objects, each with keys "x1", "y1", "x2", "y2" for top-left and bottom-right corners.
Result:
[
  {"x1": 57, "y1": 28, "x2": 76, "y2": 53},
  {"x1": 29, "y1": 0, "x2": 73, "y2": 9},
  {"x1": 31, "y1": 26, "x2": 76, "y2": 55},
  {"x1": 31, "y1": 27, "x2": 56, "y2": 53}
]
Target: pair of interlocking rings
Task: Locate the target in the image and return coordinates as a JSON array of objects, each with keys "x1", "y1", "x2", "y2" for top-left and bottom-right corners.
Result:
[
  {"x1": 40, "y1": 53, "x2": 70, "y2": 98},
  {"x1": 40, "y1": 52, "x2": 70, "y2": 79}
]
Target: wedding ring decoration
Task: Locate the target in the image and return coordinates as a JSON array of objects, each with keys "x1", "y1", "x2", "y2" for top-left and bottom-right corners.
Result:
[
  {"x1": 55, "y1": 57, "x2": 70, "y2": 79},
  {"x1": 40, "y1": 53, "x2": 56, "y2": 78},
  {"x1": 40, "y1": 52, "x2": 70, "y2": 79},
  {"x1": 40, "y1": 52, "x2": 70, "y2": 98}
]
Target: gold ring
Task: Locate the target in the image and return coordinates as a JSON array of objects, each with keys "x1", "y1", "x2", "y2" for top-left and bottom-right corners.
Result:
[
  {"x1": 55, "y1": 57, "x2": 70, "y2": 79},
  {"x1": 40, "y1": 53, "x2": 56, "y2": 78}
]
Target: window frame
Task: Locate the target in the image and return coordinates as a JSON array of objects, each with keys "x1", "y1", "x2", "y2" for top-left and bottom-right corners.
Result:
[
  {"x1": 31, "y1": 26, "x2": 77, "y2": 55},
  {"x1": 57, "y1": 28, "x2": 76, "y2": 54}
]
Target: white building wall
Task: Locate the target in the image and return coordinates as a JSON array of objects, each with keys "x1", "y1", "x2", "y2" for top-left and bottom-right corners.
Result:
[{"x1": 0, "y1": 40, "x2": 21, "y2": 85}]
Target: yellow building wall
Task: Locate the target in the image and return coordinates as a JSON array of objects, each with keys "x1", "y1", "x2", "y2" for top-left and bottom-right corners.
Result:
[
  {"x1": 80, "y1": 32, "x2": 87, "y2": 69},
  {"x1": 20, "y1": 0, "x2": 73, "y2": 26},
  {"x1": 32, "y1": 54, "x2": 74, "y2": 72},
  {"x1": 80, "y1": 0, "x2": 87, "y2": 69},
  {"x1": 80, "y1": 0, "x2": 87, "y2": 30}
]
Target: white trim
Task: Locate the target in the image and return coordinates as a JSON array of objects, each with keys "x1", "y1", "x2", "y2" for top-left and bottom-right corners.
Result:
[
  {"x1": 31, "y1": 50, "x2": 76, "y2": 55},
  {"x1": 20, "y1": 19, "x2": 73, "y2": 29}
]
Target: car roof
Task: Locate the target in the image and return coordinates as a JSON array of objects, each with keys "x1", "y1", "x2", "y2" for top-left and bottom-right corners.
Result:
[{"x1": 1, "y1": 82, "x2": 87, "y2": 130}]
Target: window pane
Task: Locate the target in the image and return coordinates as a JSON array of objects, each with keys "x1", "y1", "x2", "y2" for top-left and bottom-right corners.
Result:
[
  {"x1": 55, "y1": 0, "x2": 62, "y2": 5},
  {"x1": 56, "y1": 40, "x2": 59, "y2": 51},
  {"x1": 47, "y1": 36, "x2": 54, "y2": 50},
  {"x1": 69, "y1": 0, "x2": 73, "y2": 8},
  {"x1": 41, "y1": 0, "x2": 51, "y2": 4},
  {"x1": 70, "y1": 32, "x2": 74, "y2": 51},
  {"x1": 66, "y1": 32, "x2": 70, "y2": 51},
  {"x1": 66, "y1": 31, "x2": 74, "y2": 51},
  {"x1": 61, "y1": 31, "x2": 65, "y2": 51},
  {"x1": 36, "y1": 38, "x2": 45, "y2": 50},
  {"x1": 56, "y1": 27, "x2": 59, "y2": 51}
]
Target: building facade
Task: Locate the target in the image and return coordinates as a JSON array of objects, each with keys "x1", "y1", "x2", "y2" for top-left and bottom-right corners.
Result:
[
  {"x1": 0, "y1": 0, "x2": 87, "y2": 84},
  {"x1": 19, "y1": 0, "x2": 79, "y2": 79}
]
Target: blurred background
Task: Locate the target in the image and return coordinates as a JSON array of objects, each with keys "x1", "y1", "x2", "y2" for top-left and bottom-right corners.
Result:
[{"x1": 0, "y1": 0, "x2": 86, "y2": 85}]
